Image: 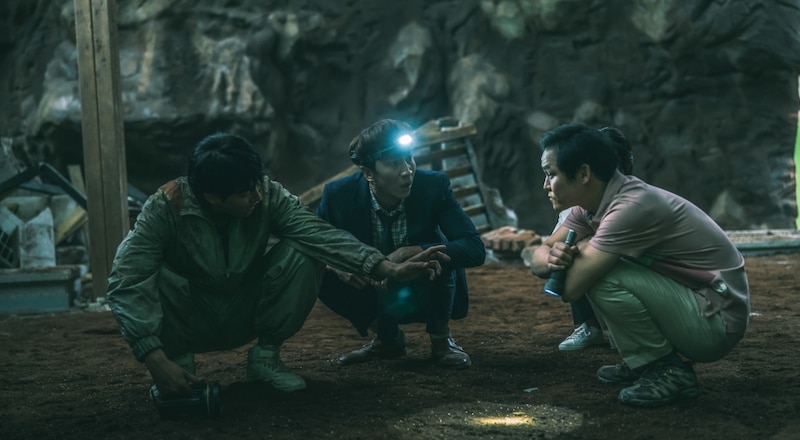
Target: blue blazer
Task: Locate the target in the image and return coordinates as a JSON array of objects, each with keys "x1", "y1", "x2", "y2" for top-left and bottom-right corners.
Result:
[{"x1": 317, "y1": 169, "x2": 486, "y2": 334}]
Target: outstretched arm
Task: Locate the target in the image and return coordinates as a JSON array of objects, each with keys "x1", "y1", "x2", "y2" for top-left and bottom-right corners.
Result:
[{"x1": 371, "y1": 245, "x2": 450, "y2": 282}]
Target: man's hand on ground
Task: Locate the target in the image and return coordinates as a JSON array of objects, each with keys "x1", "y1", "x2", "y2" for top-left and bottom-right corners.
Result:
[{"x1": 144, "y1": 348, "x2": 199, "y2": 398}]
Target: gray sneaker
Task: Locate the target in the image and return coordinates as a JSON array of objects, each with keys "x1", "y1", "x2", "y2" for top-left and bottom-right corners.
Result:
[
  {"x1": 618, "y1": 363, "x2": 700, "y2": 407},
  {"x1": 558, "y1": 323, "x2": 605, "y2": 351},
  {"x1": 246, "y1": 345, "x2": 307, "y2": 392}
]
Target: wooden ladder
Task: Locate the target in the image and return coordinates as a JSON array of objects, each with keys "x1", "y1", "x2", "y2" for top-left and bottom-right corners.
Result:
[{"x1": 411, "y1": 117, "x2": 493, "y2": 233}]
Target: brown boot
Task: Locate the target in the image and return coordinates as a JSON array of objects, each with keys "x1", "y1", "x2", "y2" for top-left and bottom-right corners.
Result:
[
  {"x1": 431, "y1": 337, "x2": 472, "y2": 369},
  {"x1": 337, "y1": 331, "x2": 406, "y2": 366}
]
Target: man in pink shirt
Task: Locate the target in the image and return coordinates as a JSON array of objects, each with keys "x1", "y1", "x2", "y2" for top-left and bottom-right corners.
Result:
[{"x1": 530, "y1": 123, "x2": 750, "y2": 407}]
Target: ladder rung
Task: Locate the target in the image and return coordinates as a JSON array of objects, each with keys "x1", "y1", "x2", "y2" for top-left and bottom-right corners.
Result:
[
  {"x1": 414, "y1": 145, "x2": 467, "y2": 165},
  {"x1": 462, "y1": 204, "x2": 485, "y2": 217},
  {"x1": 475, "y1": 224, "x2": 492, "y2": 234},
  {"x1": 453, "y1": 184, "x2": 479, "y2": 199},
  {"x1": 444, "y1": 165, "x2": 473, "y2": 179}
]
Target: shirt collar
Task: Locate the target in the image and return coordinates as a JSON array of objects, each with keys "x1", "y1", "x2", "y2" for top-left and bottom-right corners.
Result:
[
  {"x1": 590, "y1": 171, "x2": 627, "y2": 221},
  {"x1": 368, "y1": 185, "x2": 405, "y2": 216}
]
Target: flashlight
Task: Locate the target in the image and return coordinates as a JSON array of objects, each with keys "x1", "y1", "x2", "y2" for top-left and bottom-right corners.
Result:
[
  {"x1": 150, "y1": 382, "x2": 222, "y2": 419},
  {"x1": 543, "y1": 229, "x2": 577, "y2": 297}
]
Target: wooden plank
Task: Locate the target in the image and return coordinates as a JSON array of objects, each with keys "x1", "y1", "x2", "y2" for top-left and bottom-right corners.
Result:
[
  {"x1": 475, "y1": 224, "x2": 492, "y2": 234},
  {"x1": 67, "y1": 164, "x2": 87, "y2": 196},
  {"x1": 62, "y1": 164, "x2": 89, "y2": 245},
  {"x1": 54, "y1": 207, "x2": 88, "y2": 244},
  {"x1": 726, "y1": 229, "x2": 800, "y2": 256},
  {"x1": 74, "y1": 0, "x2": 128, "y2": 299},
  {"x1": 452, "y1": 184, "x2": 479, "y2": 199},
  {"x1": 443, "y1": 165, "x2": 473, "y2": 179},
  {"x1": 298, "y1": 164, "x2": 358, "y2": 207},
  {"x1": 414, "y1": 122, "x2": 477, "y2": 146},
  {"x1": 462, "y1": 204, "x2": 485, "y2": 217},
  {"x1": 413, "y1": 145, "x2": 467, "y2": 166}
]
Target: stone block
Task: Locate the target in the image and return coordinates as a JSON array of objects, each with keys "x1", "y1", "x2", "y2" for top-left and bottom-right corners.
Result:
[{"x1": 0, "y1": 265, "x2": 83, "y2": 313}]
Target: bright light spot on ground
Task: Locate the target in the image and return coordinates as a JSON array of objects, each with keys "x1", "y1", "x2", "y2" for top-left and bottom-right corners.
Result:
[
  {"x1": 472, "y1": 411, "x2": 535, "y2": 426},
  {"x1": 391, "y1": 402, "x2": 582, "y2": 439}
]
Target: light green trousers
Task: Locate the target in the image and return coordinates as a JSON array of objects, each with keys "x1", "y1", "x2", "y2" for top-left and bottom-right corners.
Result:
[{"x1": 587, "y1": 259, "x2": 736, "y2": 369}]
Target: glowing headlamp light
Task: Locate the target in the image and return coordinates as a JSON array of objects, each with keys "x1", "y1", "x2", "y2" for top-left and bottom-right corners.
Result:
[
  {"x1": 352, "y1": 133, "x2": 415, "y2": 164},
  {"x1": 397, "y1": 134, "x2": 413, "y2": 147}
]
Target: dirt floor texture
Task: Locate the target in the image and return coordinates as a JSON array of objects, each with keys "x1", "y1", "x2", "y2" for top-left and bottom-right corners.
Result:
[{"x1": 1, "y1": 253, "x2": 798, "y2": 440}]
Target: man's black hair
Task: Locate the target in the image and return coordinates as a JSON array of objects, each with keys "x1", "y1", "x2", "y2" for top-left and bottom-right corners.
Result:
[
  {"x1": 599, "y1": 126, "x2": 634, "y2": 175},
  {"x1": 188, "y1": 133, "x2": 264, "y2": 203},
  {"x1": 348, "y1": 119, "x2": 414, "y2": 170},
  {"x1": 540, "y1": 123, "x2": 620, "y2": 182}
]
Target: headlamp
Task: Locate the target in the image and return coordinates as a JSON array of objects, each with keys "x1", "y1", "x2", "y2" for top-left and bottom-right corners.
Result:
[
  {"x1": 397, "y1": 134, "x2": 413, "y2": 146},
  {"x1": 351, "y1": 133, "x2": 415, "y2": 164}
]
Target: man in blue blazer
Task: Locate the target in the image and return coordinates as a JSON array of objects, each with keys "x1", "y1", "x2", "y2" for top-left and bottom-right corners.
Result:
[{"x1": 317, "y1": 119, "x2": 486, "y2": 369}]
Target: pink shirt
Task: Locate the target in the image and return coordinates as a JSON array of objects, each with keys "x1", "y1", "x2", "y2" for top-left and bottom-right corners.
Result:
[{"x1": 563, "y1": 172, "x2": 750, "y2": 335}]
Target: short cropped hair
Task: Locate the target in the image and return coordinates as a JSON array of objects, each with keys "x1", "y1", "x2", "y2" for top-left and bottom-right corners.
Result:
[
  {"x1": 187, "y1": 133, "x2": 264, "y2": 202},
  {"x1": 348, "y1": 119, "x2": 414, "y2": 170},
  {"x1": 539, "y1": 123, "x2": 619, "y2": 182}
]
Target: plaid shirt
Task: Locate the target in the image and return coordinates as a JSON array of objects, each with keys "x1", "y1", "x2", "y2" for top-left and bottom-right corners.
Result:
[{"x1": 368, "y1": 186, "x2": 408, "y2": 252}]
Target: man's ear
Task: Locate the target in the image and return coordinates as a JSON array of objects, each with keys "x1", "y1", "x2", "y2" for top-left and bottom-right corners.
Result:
[
  {"x1": 203, "y1": 192, "x2": 223, "y2": 207},
  {"x1": 578, "y1": 164, "x2": 592, "y2": 184},
  {"x1": 360, "y1": 165, "x2": 374, "y2": 182}
]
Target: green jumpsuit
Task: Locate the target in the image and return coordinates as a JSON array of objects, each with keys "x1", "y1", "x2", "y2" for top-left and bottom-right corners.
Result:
[{"x1": 107, "y1": 176, "x2": 386, "y2": 361}]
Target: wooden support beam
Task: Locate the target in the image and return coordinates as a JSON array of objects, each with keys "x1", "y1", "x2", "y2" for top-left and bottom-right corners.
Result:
[{"x1": 73, "y1": 0, "x2": 129, "y2": 299}]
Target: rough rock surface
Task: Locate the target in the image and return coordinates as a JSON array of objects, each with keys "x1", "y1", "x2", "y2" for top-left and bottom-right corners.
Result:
[{"x1": 1, "y1": 0, "x2": 798, "y2": 233}]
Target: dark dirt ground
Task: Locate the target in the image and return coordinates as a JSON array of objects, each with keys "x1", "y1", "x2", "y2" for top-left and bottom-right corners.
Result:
[{"x1": 1, "y1": 253, "x2": 799, "y2": 440}]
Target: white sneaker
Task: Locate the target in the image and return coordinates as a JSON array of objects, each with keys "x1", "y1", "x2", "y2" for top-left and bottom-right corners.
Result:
[{"x1": 558, "y1": 323, "x2": 604, "y2": 351}]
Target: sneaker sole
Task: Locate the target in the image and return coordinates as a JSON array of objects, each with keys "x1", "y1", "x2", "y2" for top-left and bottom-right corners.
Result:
[
  {"x1": 558, "y1": 338, "x2": 606, "y2": 351},
  {"x1": 596, "y1": 369, "x2": 640, "y2": 385},
  {"x1": 272, "y1": 382, "x2": 307, "y2": 392},
  {"x1": 597, "y1": 375, "x2": 637, "y2": 385},
  {"x1": 619, "y1": 387, "x2": 700, "y2": 407},
  {"x1": 559, "y1": 342, "x2": 604, "y2": 351}
]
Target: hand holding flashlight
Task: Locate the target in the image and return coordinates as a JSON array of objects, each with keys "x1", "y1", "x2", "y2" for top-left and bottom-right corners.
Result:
[{"x1": 543, "y1": 229, "x2": 577, "y2": 297}]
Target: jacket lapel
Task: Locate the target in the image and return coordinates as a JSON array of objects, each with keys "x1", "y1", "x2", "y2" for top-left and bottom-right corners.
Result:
[{"x1": 350, "y1": 175, "x2": 373, "y2": 244}]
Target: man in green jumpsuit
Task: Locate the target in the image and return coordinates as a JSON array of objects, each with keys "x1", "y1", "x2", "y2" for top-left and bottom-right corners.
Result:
[{"x1": 107, "y1": 133, "x2": 447, "y2": 398}]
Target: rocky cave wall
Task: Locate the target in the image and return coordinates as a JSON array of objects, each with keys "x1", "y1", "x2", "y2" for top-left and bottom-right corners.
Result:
[{"x1": 1, "y1": 0, "x2": 799, "y2": 233}]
